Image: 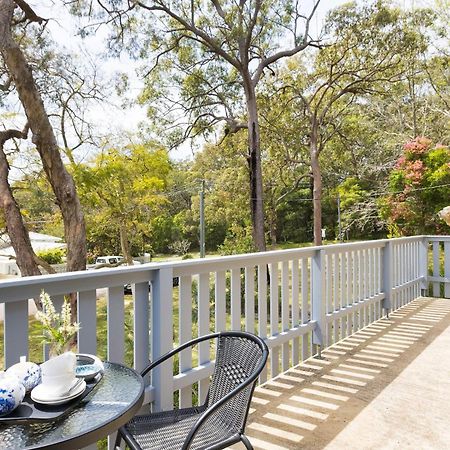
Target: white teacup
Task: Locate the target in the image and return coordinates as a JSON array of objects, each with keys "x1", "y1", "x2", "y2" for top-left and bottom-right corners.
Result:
[
  {"x1": 40, "y1": 352, "x2": 77, "y2": 397},
  {"x1": 41, "y1": 373, "x2": 76, "y2": 397}
]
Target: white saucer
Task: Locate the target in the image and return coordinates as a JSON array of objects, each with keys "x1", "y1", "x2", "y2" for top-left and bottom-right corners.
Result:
[{"x1": 31, "y1": 379, "x2": 86, "y2": 405}]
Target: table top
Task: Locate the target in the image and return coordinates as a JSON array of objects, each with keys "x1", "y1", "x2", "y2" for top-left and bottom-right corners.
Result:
[{"x1": 0, "y1": 362, "x2": 145, "y2": 450}]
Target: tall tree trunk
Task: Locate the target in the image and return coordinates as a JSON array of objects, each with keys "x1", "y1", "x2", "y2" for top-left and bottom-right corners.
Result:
[
  {"x1": 244, "y1": 81, "x2": 266, "y2": 252},
  {"x1": 0, "y1": 0, "x2": 86, "y2": 275},
  {"x1": 0, "y1": 141, "x2": 41, "y2": 277},
  {"x1": 119, "y1": 223, "x2": 133, "y2": 265},
  {"x1": 310, "y1": 120, "x2": 322, "y2": 246}
]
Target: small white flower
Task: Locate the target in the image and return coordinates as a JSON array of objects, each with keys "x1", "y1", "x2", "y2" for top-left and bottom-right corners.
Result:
[{"x1": 35, "y1": 291, "x2": 80, "y2": 354}]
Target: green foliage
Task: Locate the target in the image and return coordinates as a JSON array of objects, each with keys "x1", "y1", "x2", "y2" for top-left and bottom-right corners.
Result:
[
  {"x1": 36, "y1": 248, "x2": 65, "y2": 265},
  {"x1": 218, "y1": 224, "x2": 255, "y2": 256},
  {"x1": 75, "y1": 142, "x2": 171, "y2": 258}
]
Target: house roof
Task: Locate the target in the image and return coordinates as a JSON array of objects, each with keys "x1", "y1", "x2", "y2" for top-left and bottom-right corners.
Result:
[{"x1": 0, "y1": 232, "x2": 65, "y2": 259}]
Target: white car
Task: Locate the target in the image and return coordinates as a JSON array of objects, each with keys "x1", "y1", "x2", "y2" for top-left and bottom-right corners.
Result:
[{"x1": 95, "y1": 256, "x2": 141, "y2": 266}]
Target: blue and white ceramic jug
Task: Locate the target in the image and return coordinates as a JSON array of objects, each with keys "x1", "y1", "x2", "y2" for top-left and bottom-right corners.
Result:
[
  {"x1": 0, "y1": 371, "x2": 25, "y2": 416},
  {"x1": 6, "y1": 356, "x2": 41, "y2": 392}
]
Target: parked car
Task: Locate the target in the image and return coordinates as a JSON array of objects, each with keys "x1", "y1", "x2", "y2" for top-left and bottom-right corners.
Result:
[
  {"x1": 94, "y1": 256, "x2": 141, "y2": 267},
  {"x1": 124, "y1": 277, "x2": 179, "y2": 295}
]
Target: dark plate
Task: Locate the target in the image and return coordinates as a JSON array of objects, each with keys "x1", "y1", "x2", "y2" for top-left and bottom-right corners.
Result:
[{"x1": 0, "y1": 372, "x2": 103, "y2": 424}]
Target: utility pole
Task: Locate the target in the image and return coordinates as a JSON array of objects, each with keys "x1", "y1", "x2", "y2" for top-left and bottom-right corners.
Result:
[
  {"x1": 199, "y1": 179, "x2": 206, "y2": 258},
  {"x1": 337, "y1": 192, "x2": 343, "y2": 242}
]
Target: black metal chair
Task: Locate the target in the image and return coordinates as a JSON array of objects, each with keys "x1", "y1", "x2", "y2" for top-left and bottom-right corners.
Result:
[{"x1": 115, "y1": 331, "x2": 269, "y2": 450}]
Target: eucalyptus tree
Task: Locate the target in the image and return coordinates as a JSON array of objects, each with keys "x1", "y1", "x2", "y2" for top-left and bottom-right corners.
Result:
[
  {"x1": 0, "y1": 0, "x2": 87, "y2": 274},
  {"x1": 0, "y1": 125, "x2": 42, "y2": 275},
  {"x1": 83, "y1": 0, "x2": 322, "y2": 251},
  {"x1": 270, "y1": 2, "x2": 432, "y2": 245}
]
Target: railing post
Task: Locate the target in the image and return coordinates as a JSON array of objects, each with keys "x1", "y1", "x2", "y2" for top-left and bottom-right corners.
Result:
[
  {"x1": 382, "y1": 241, "x2": 393, "y2": 315},
  {"x1": 151, "y1": 267, "x2": 173, "y2": 412},
  {"x1": 311, "y1": 249, "x2": 325, "y2": 355},
  {"x1": 133, "y1": 281, "x2": 151, "y2": 374},
  {"x1": 419, "y1": 237, "x2": 429, "y2": 296}
]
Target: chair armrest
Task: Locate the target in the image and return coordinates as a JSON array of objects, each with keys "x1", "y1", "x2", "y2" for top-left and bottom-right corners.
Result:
[{"x1": 141, "y1": 332, "x2": 222, "y2": 377}]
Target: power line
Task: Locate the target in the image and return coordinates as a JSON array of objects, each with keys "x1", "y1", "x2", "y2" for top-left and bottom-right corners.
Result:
[{"x1": 280, "y1": 182, "x2": 450, "y2": 203}]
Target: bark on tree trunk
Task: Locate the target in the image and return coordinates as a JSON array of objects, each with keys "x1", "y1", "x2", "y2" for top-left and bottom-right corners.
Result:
[
  {"x1": 0, "y1": 0, "x2": 87, "y2": 275},
  {"x1": 119, "y1": 223, "x2": 133, "y2": 265},
  {"x1": 244, "y1": 82, "x2": 266, "y2": 252},
  {"x1": 310, "y1": 121, "x2": 323, "y2": 246},
  {"x1": 0, "y1": 144, "x2": 41, "y2": 277}
]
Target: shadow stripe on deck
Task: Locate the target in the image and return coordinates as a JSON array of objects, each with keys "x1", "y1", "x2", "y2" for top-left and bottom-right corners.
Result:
[{"x1": 230, "y1": 297, "x2": 450, "y2": 450}]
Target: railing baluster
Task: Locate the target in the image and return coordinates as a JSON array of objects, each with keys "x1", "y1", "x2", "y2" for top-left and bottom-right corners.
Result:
[
  {"x1": 77, "y1": 290, "x2": 97, "y2": 355},
  {"x1": 4, "y1": 299, "x2": 28, "y2": 368},
  {"x1": 257, "y1": 264, "x2": 268, "y2": 383},
  {"x1": 269, "y1": 262, "x2": 279, "y2": 377},
  {"x1": 179, "y1": 275, "x2": 192, "y2": 408},
  {"x1": 231, "y1": 268, "x2": 241, "y2": 331},
  {"x1": 107, "y1": 286, "x2": 124, "y2": 364},
  {"x1": 362, "y1": 248, "x2": 368, "y2": 326},
  {"x1": 245, "y1": 266, "x2": 255, "y2": 333},
  {"x1": 291, "y1": 259, "x2": 300, "y2": 365},
  {"x1": 333, "y1": 253, "x2": 339, "y2": 343},
  {"x1": 301, "y1": 258, "x2": 309, "y2": 360},
  {"x1": 325, "y1": 253, "x2": 332, "y2": 346},
  {"x1": 433, "y1": 242, "x2": 440, "y2": 297},
  {"x1": 346, "y1": 251, "x2": 352, "y2": 335},
  {"x1": 382, "y1": 242, "x2": 393, "y2": 315},
  {"x1": 357, "y1": 250, "x2": 363, "y2": 329},
  {"x1": 352, "y1": 250, "x2": 357, "y2": 331},
  {"x1": 444, "y1": 241, "x2": 450, "y2": 299},
  {"x1": 215, "y1": 271, "x2": 226, "y2": 332},
  {"x1": 341, "y1": 252, "x2": 346, "y2": 340},
  {"x1": 368, "y1": 249, "x2": 374, "y2": 323},
  {"x1": 198, "y1": 272, "x2": 210, "y2": 404},
  {"x1": 281, "y1": 260, "x2": 289, "y2": 372}
]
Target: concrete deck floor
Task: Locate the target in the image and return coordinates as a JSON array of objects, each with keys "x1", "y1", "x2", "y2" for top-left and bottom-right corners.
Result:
[{"x1": 235, "y1": 297, "x2": 450, "y2": 450}]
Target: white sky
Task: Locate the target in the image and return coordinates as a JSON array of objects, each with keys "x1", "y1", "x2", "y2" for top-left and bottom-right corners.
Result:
[
  {"x1": 6, "y1": 0, "x2": 433, "y2": 164},
  {"x1": 42, "y1": 0, "x2": 353, "y2": 161}
]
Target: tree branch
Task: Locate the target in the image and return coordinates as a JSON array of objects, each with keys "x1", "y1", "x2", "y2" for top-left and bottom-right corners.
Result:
[
  {"x1": 0, "y1": 123, "x2": 29, "y2": 146},
  {"x1": 13, "y1": 0, "x2": 46, "y2": 24},
  {"x1": 252, "y1": 0, "x2": 322, "y2": 85}
]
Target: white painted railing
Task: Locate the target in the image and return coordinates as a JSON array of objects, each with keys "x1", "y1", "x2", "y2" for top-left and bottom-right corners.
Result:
[{"x1": 0, "y1": 235, "x2": 448, "y2": 413}]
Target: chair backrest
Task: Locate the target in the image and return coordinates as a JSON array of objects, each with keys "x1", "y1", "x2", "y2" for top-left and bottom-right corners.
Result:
[{"x1": 206, "y1": 332, "x2": 267, "y2": 432}]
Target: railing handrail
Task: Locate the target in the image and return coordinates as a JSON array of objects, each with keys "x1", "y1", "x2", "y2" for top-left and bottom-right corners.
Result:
[{"x1": 0, "y1": 235, "x2": 436, "y2": 302}]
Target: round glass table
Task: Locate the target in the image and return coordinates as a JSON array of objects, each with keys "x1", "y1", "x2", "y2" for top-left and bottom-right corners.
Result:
[{"x1": 0, "y1": 362, "x2": 145, "y2": 449}]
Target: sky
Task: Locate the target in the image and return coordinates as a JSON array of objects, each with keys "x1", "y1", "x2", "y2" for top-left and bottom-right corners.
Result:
[
  {"x1": 8, "y1": 0, "x2": 434, "y2": 164},
  {"x1": 40, "y1": 0, "x2": 353, "y2": 161}
]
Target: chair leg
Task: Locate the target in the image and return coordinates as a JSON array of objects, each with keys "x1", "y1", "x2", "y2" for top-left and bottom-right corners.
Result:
[
  {"x1": 114, "y1": 429, "x2": 123, "y2": 449},
  {"x1": 240, "y1": 434, "x2": 254, "y2": 450}
]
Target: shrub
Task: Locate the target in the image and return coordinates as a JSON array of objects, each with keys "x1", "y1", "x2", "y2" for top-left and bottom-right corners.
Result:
[
  {"x1": 168, "y1": 239, "x2": 191, "y2": 256},
  {"x1": 218, "y1": 224, "x2": 255, "y2": 255},
  {"x1": 36, "y1": 248, "x2": 66, "y2": 265}
]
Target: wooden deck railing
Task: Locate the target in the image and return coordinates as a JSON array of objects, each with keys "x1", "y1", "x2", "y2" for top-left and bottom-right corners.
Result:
[{"x1": 0, "y1": 235, "x2": 449, "y2": 413}]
